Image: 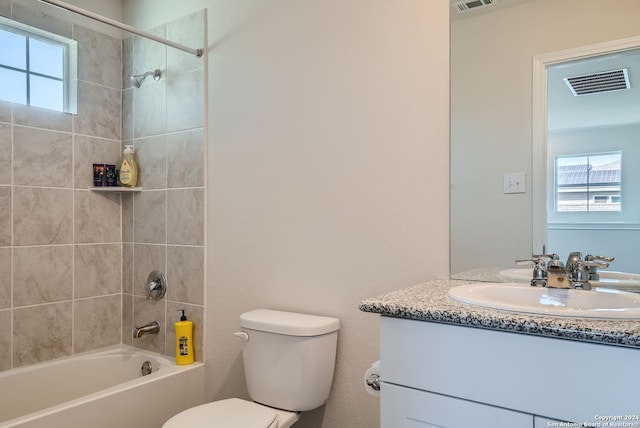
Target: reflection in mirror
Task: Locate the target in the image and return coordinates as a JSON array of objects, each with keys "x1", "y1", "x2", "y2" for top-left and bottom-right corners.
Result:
[
  {"x1": 450, "y1": 0, "x2": 640, "y2": 283},
  {"x1": 544, "y1": 48, "x2": 640, "y2": 274}
]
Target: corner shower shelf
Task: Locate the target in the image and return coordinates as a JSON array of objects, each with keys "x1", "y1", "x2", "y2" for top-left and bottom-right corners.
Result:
[{"x1": 89, "y1": 186, "x2": 142, "y2": 192}]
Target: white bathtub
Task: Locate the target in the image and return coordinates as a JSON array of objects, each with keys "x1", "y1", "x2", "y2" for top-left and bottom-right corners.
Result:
[{"x1": 0, "y1": 345, "x2": 205, "y2": 428}]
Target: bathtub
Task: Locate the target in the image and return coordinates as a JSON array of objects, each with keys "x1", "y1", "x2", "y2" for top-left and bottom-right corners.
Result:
[{"x1": 0, "y1": 345, "x2": 205, "y2": 428}]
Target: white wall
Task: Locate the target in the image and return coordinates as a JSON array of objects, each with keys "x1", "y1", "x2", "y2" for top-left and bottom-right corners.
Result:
[
  {"x1": 125, "y1": 1, "x2": 449, "y2": 427},
  {"x1": 451, "y1": 0, "x2": 640, "y2": 275}
]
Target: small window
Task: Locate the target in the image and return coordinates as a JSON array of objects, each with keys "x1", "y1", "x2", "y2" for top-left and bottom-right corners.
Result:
[
  {"x1": 555, "y1": 152, "x2": 621, "y2": 212},
  {"x1": 0, "y1": 17, "x2": 77, "y2": 113}
]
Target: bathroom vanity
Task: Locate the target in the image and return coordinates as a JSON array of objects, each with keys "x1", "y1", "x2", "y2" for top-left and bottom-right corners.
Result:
[{"x1": 360, "y1": 280, "x2": 640, "y2": 427}]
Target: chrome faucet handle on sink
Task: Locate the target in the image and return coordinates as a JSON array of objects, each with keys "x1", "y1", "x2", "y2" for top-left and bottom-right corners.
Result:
[
  {"x1": 570, "y1": 260, "x2": 609, "y2": 290},
  {"x1": 515, "y1": 257, "x2": 547, "y2": 287}
]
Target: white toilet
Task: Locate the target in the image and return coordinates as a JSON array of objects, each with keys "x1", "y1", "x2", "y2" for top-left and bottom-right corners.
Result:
[{"x1": 163, "y1": 309, "x2": 341, "y2": 428}]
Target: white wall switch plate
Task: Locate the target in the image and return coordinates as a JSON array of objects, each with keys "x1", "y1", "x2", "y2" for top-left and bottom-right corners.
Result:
[{"x1": 503, "y1": 172, "x2": 526, "y2": 194}]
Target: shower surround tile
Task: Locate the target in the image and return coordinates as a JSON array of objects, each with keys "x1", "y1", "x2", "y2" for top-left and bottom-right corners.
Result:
[
  {"x1": 132, "y1": 27, "x2": 167, "y2": 80},
  {"x1": 13, "y1": 302, "x2": 73, "y2": 367},
  {"x1": 0, "y1": 248, "x2": 10, "y2": 309},
  {"x1": 74, "y1": 190, "x2": 121, "y2": 244},
  {"x1": 74, "y1": 244, "x2": 122, "y2": 298},
  {"x1": 133, "y1": 191, "x2": 167, "y2": 244},
  {"x1": 167, "y1": 129, "x2": 204, "y2": 188},
  {"x1": 75, "y1": 81, "x2": 121, "y2": 140},
  {"x1": 13, "y1": 187, "x2": 73, "y2": 246},
  {"x1": 167, "y1": 188, "x2": 204, "y2": 246},
  {"x1": 1, "y1": 6, "x2": 206, "y2": 371},
  {"x1": 75, "y1": 25, "x2": 122, "y2": 90},
  {"x1": 167, "y1": 69, "x2": 204, "y2": 132},
  {"x1": 123, "y1": 243, "x2": 133, "y2": 294},
  {"x1": 13, "y1": 245, "x2": 73, "y2": 307},
  {"x1": 74, "y1": 295, "x2": 121, "y2": 353},
  {"x1": 0, "y1": 123, "x2": 11, "y2": 185},
  {"x1": 13, "y1": 126, "x2": 73, "y2": 188},
  {"x1": 0, "y1": 310, "x2": 9, "y2": 370},
  {"x1": 167, "y1": 10, "x2": 205, "y2": 76},
  {"x1": 0, "y1": 101, "x2": 10, "y2": 123},
  {"x1": 13, "y1": 104, "x2": 72, "y2": 132},
  {"x1": 167, "y1": 245, "x2": 204, "y2": 305},
  {"x1": 133, "y1": 79, "x2": 167, "y2": 138},
  {"x1": 0, "y1": 187, "x2": 10, "y2": 246},
  {"x1": 135, "y1": 135, "x2": 167, "y2": 190}
]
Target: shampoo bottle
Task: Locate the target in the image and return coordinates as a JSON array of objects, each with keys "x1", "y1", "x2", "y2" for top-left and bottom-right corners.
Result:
[
  {"x1": 175, "y1": 309, "x2": 194, "y2": 365},
  {"x1": 119, "y1": 145, "x2": 139, "y2": 187}
]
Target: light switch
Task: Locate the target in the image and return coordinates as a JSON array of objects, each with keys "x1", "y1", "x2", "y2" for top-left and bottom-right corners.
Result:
[{"x1": 503, "y1": 172, "x2": 526, "y2": 194}]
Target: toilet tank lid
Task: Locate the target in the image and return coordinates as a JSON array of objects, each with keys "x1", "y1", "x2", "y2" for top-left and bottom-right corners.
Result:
[{"x1": 240, "y1": 309, "x2": 341, "y2": 336}]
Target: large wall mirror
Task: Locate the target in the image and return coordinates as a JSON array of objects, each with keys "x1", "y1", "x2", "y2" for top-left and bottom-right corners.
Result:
[{"x1": 450, "y1": 0, "x2": 640, "y2": 281}]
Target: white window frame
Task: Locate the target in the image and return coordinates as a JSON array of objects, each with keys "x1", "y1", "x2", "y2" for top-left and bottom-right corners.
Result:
[{"x1": 0, "y1": 17, "x2": 77, "y2": 114}]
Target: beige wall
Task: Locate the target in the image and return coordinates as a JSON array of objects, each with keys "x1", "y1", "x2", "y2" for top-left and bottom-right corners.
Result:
[
  {"x1": 451, "y1": 0, "x2": 640, "y2": 274},
  {"x1": 126, "y1": 1, "x2": 450, "y2": 427}
]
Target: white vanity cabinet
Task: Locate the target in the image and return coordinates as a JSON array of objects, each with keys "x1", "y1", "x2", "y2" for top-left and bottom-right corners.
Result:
[{"x1": 379, "y1": 316, "x2": 640, "y2": 427}]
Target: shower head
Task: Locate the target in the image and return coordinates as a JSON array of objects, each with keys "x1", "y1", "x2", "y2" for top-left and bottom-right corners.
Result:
[{"x1": 130, "y1": 69, "x2": 161, "y2": 88}]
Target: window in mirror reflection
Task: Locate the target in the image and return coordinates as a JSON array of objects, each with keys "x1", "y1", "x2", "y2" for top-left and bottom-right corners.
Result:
[{"x1": 555, "y1": 152, "x2": 621, "y2": 213}]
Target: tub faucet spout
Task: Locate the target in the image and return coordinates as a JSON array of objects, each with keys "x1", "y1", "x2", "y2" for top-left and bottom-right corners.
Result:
[{"x1": 134, "y1": 321, "x2": 160, "y2": 338}]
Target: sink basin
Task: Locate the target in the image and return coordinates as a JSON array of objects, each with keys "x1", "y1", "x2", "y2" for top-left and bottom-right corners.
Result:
[
  {"x1": 498, "y1": 268, "x2": 640, "y2": 290},
  {"x1": 447, "y1": 282, "x2": 640, "y2": 319}
]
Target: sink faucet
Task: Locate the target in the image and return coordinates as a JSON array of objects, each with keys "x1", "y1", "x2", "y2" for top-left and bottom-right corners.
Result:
[
  {"x1": 516, "y1": 251, "x2": 613, "y2": 291},
  {"x1": 134, "y1": 321, "x2": 160, "y2": 338}
]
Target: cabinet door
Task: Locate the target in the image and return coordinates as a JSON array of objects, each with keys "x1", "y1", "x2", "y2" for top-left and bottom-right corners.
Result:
[{"x1": 382, "y1": 383, "x2": 533, "y2": 428}]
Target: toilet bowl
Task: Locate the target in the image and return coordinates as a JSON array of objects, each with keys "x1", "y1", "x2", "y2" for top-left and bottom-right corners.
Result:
[
  {"x1": 162, "y1": 398, "x2": 299, "y2": 428},
  {"x1": 162, "y1": 309, "x2": 340, "y2": 428}
]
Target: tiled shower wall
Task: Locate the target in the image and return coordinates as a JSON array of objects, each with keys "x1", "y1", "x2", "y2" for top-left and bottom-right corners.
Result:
[
  {"x1": 0, "y1": 2, "x2": 205, "y2": 372},
  {"x1": 121, "y1": 11, "x2": 206, "y2": 360},
  {"x1": 0, "y1": 1, "x2": 123, "y2": 371}
]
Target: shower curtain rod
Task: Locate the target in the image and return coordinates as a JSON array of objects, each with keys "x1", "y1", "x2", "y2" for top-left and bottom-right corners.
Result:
[{"x1": 38, "y1": 0, "x2": 203, "y2": 58}]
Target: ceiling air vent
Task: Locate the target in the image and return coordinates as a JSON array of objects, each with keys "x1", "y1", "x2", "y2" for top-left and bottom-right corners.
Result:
[
  {"x1": 563, "y1": 68, "x2": 630, "y2": 96},
  {"x1": 452, "y1": 0, "x2": 497, "y2": 14}
]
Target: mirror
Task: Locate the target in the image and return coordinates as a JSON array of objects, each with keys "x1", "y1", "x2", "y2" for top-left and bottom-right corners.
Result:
[{"x1": 450, "y1": 0, "x2": 640, "y2": 281}]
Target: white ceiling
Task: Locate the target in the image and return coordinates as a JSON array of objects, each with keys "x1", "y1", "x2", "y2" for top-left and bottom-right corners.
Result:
[{"x1": 450, "y1": 0, "x2": 640, "y2": 132}]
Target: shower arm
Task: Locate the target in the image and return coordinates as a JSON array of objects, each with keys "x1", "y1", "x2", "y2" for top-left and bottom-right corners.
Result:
[{"x1": 38, "y1": 0, "x2": 204, "y2": 58}]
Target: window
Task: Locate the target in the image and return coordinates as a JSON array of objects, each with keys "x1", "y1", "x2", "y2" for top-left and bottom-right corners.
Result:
[
  {"x1": 555, "y1": 152, "x2": 621, "y2": 213},
  {"x1": 0, "y1": 17, "x2": 77, "y2": 113}
]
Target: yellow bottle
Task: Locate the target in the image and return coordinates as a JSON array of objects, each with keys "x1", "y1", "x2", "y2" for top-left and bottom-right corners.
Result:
[
  {"x1": 175, "y1": 310, "x2": 194, "y2": 365},
  {"x1": 119, "y1": 145, "x2": 138, "y2": 187}
]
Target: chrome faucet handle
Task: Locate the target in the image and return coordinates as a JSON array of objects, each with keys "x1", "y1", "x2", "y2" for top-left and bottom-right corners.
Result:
[
  {"x1": 570, "y1": 260, "x2": 608, "y2": 290},
  {"x1": 583, "y1": 255, "x2": 612, "y2": 281},
  {"x1": 516, "y1": 257, "x2": 546, "y2": 287},
  {"x1": 584, "y1": 260, "x2": 609, "y2": 270},
  {"x1": 584, "y1": 254, "x2": 614, "y2": 263}
]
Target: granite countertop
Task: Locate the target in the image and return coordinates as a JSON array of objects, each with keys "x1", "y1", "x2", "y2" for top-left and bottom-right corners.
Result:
[{"x1": 359, "y1": 279, "x2": 640, "y2": 349}]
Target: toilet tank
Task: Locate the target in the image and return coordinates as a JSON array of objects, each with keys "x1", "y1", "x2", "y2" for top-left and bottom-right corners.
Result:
[{"x1": 239, "y1": 309, "x2": 340, "y2": 412}]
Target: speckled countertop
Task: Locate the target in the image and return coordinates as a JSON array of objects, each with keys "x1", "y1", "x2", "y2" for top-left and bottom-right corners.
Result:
[{"x1": 359, "y1": 279, "x2": 640, "y2": 349}]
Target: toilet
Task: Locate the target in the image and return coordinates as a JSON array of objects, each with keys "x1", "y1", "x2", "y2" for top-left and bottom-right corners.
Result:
[{"x1": 163, "y1": 309, "x2": 341, "y2": 428}]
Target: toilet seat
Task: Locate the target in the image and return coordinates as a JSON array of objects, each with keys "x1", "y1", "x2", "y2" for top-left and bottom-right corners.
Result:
[{"x1": 163, "y1": 398, "x2": 277, "y2": 428}]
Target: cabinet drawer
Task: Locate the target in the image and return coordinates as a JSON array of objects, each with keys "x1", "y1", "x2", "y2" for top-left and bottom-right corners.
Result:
[{"x1": 382, "y1": 383, "x2": 532, "y2": 428}]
